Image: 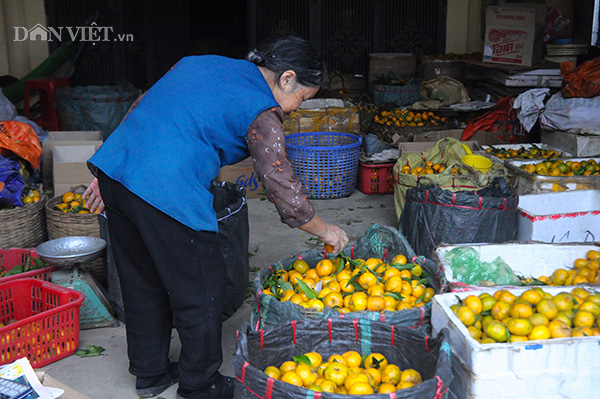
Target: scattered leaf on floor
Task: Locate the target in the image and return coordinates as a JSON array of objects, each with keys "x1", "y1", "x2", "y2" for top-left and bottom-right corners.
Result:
[{"x1": 75, "y1": 345, "x2": 105, "y2": 357}]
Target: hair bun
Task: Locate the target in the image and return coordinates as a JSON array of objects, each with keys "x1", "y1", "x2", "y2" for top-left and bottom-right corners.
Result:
[{"x1": 247, "y1": 49, "x2": 264, "y2": 65}]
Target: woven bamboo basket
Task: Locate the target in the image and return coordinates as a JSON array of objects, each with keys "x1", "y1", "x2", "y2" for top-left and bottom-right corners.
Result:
[
  {"x1": 45, "y1": 187, "x2": 105, "y2": 283},
  {"x1": 0, "y1": 196, "x2": 48, "y2": 249}
]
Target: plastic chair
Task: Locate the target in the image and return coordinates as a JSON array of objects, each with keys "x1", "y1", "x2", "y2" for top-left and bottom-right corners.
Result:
[{"x1": 24, "y1": 77, "x2": 70, "y2": 131}]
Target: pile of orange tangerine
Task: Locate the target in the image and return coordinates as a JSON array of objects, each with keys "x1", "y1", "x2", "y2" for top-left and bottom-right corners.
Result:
[
  {"x1": 54, "y1": 191, "x2": 97, "y2": 214},
  {"x1": 453, "y1": 286, "x2": 600, "y2": 344},
  {"x1": 263, "y1": 253, "x2": 435, "y2": 313},
  {"x1": 535, "y1": 250, "x2": 600, "y2": 286},
  {"x1": 264, "y1": 350, "x2": 422, "y2": 394}
]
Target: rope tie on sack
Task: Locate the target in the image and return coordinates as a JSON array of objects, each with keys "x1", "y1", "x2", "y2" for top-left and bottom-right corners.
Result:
[
  {"x1": 265, "y1": 377, "x2": 274, "y2": 399},
  {"x1": 433, "y1": 376, "x2": 448, "y2": 399},
  {"x1": 328, "y1": 319, "x2": 333, "y2": 342},
  {"x1": 391, "y1": 325, "x2": 395, "y2": 346},
  {"x1": 259, "y1": 329, "x2": 264, "y2": 350},
  {"x1": 291, "y1": 320, "x2": 297, "y2": 344}
]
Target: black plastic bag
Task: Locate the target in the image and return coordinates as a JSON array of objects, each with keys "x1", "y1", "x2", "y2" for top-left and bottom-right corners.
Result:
[
  {"x1": 234, "y1": 318, "x2": 453, "y2": 399},
  {"x1": 400, "y1": 177, "x2": 519, "y2": 259},
  {"x1": 251, "y1": 224, "x2": 448, "y2": 331},
  {"x1": 55, "y1": 82, "x2": 140, "y2": 140},
  {"x1": 212, "y1": 181, "x2": 250, "y2": 319}
]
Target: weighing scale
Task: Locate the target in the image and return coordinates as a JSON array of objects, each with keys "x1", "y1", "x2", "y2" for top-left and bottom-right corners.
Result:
[{"x1": 36, "y1": 236, "x2": 120, "y2": 329}]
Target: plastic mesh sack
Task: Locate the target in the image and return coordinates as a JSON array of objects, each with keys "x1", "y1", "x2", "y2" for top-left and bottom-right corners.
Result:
[
  {"x1": 443, "y1": 247, "x2": 521, "y2": 286},
  {"x1": 393, "y1": 137, "x2": 508, "y2": 220},
  {"x1": 250, "y1": 224, "x2": 448, "y2": 330},
  {"x1": 234, "y1": 318, "x2": 453, "y2": 399}
]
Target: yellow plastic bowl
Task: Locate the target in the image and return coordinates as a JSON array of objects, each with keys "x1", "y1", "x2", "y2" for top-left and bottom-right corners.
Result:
[{"x1": 462, "y1": 154, "x2": 492, "y2": 173}]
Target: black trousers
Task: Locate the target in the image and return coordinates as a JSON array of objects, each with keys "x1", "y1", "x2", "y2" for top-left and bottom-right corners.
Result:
[{"x1": 98, "y1": 171, "x2": 226, "y2": 392}]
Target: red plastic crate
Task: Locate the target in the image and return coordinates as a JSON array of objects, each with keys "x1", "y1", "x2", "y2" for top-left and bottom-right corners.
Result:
[
  {"x1": 0, "y1": 278, "x2": 84, "y2": 368},
  {"x1": 0, "y1": 249, "x2": 59, "y2": 283},
  {"x1": 356, "y1": 161, "x2": 396, "y2": 194}
]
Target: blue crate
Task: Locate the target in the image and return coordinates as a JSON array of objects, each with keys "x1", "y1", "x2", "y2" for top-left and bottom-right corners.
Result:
[{"x1": 285, "y1": 132, "x2": 362, "y2": 199}]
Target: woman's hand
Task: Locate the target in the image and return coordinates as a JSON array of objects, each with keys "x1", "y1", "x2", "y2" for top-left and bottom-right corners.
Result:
[
  {"x1": 83, "y1": 178, "x2": 105, "y2": 214},
  {"x1": 316, "y1": 223, "x2": 349, "y2": 254},
  {"x1": 299, "y1": 215, "x2": 348, "y2": 254}
]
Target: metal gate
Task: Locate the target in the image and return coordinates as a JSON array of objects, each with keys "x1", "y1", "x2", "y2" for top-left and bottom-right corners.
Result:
[{"x1": 248, "y1": 0, "x2": 447, "y2": 76}]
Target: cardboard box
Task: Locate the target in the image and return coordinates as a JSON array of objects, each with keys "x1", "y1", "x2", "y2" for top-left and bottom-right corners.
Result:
[
  {"x1": 36, "y1": 371, "x2": 91, "y2": 399},
  {"x1": 52, "y1": 145, "x2": 98, "y2": 196},
  {"x1": 517, "y1": 190, "x2": 600, "y2": 243},
  {"x1": 216, "y1": 157, "x2": 264, "y2": 199},
  {"x1": 432, "y1": 286, "x2": 600, "y2": 399},
  {"x1": 433, "y1": 242, "x2": 600, "y2": 291},
  {"x1": 483, "y1": 6, "x2": 545, "y2": 67},
  {"x1": 283, "y1": 99, "x2": 360, "y2": 134},
  {"x1": 541, "y1": 129, "x2": 600, "y2": 157},
  {"x1": 42, "y1": 131, "x2": 103, "y2": 191}
]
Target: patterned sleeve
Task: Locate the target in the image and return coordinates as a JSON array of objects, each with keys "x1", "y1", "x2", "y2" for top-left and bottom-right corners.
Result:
[{"x1": 247, "y1": 107, "x2": 315, "y2": 228}]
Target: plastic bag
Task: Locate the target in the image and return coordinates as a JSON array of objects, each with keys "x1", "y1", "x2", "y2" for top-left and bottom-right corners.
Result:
[
  {"x1": 539, "y1": 91, "x2": 600, "y2": 133},
  {"x1": 55, "y1": 82, "x2": 141, "y2": 140},
  {"x1": 212, "y1": 181, "x2": 250, "y2": 319},
  {"x1": 444, "y1": 247, "x2": 521, "y2": 286},
  {"x1": 560, "y1": 58, "x2": 600, "y2": 99},
  {"x1": 0, "y1": 121, "x2": 42, "y2": 170},
  {"x1": 0, "y1": 155, "x2": 25, "y2": 207},
  {"x1": 251, "y1": 224, "x2": 448, "y2": 330},
  {"x1": 461, "y1": 96, "x2": 522, "y2": 142},
  {"x1": 411, "y1": 76, "x2": 470, "y2": 110},
  {"x1": 234, "y1": 318, "x2": 454, "y2": 399},
  {"x1": 400, "y1": 177, "x2": 519, "y2": 259}
]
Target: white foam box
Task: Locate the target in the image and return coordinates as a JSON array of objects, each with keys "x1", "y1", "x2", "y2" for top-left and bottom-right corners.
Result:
[
  {"x1": 433, "y1": 241, "x2": 600, "y2": 291},
  {"x1": 517, "y1": 190, "x2": 600, "y2": 243},
  {"x1": 432, "y1": 286, "x2": 600, "y2": 399},
  {"x1": 541, "y1": 129, "x2": 600, "y2": 157},
  {"x1": 505, "y1": 157, "x2": 600, "y2": 195},
  {"x1": 52, "y1": 145, "x2": 98, "y2": 196}
]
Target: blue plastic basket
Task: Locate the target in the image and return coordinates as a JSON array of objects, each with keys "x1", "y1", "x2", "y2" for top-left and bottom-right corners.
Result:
[{"x1": 285, "y1": 132, "x2": 362, "y2": 199}]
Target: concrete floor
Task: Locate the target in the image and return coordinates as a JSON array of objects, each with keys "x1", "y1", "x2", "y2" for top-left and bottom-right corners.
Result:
[{"x1": 38, "y1": 190, "x2": 397, "y2": 398}]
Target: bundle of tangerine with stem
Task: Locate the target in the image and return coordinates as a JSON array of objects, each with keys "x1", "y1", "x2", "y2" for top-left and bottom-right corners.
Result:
[
  {"x1": 262, "y1": 250, "x2": 436, "y2": 314},
  {"x1": 264, "y1": 349, "x2": 423, "y2": 394}
]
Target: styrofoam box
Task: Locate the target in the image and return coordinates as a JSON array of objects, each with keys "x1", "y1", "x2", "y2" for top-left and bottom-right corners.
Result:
[
  {"x1": 432, "y1": 286, "x2": 600, "y2": 399},
  {"x1": 433, "y1": 242, "x2": 600, "y2": 291},
  {"x1": 481, "y1": 143, "x2": 572, "y2": 165},
  {"x1": 505, "y1": 157, "x2": 600, "y2": 195},
  {"x1": 518, "y1": 190, "x2": 600, "y2": 243}
]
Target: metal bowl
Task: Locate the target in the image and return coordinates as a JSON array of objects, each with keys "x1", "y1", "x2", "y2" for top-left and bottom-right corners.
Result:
[{"x1": 36, "y1": 236, "x2": 106, "y2": 268}]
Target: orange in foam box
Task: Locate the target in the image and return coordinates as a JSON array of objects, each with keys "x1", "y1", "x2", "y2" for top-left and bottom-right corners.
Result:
[{"x1": 216, "y1": 157, "x2": 264, "y2": 199}]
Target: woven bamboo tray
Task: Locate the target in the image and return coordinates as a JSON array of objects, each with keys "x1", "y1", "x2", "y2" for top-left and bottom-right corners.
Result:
[
  {"x1": 45, "y1": 194, "x2": 105, "y2": 283},
  {"x1": 0, "y1": 196, "x2": 48, "y2": 249}
]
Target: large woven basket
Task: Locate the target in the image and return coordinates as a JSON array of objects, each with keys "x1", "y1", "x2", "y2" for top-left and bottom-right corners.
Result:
[
  {"x1": 45, "y1": 193, "x2": 105, "y2": 283},
  {"x1": 0, "y1": 196, "x2": 48, "y2": 249}
]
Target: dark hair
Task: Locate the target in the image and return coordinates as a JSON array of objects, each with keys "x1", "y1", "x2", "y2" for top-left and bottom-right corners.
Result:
[{"x1": 247, "y1": 36, "x2": 326, "y2": 87}]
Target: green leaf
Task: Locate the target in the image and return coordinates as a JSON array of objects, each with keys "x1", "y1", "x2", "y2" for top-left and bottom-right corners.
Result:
[
  {"x1": 293, "y1": 354, "x2": 312, "y2": 366},
  {"x1": 384, "y1": 292, "x2": 404, "y2": 301},
  {"x1": 296, "y1": 280, "x2": 318, "y2": 300},
  {"x1": 75, "y1": 345, "x2": 106, "y2": 357},
  {"x1": 380, "y1": 204, "x2": 386, "y2": 208}
]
